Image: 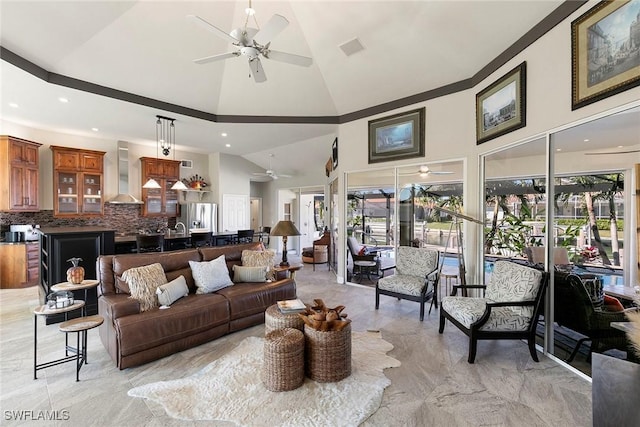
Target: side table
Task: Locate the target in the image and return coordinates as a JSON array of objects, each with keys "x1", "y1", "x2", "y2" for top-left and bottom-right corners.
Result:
[
  {"x1": 33, "y1": 300, "x2": 85, "y2": 379},
  {"x1": 59, "y1": 315, "x2": 104, "y2": 381},
  {"x1": 273, "y1": 264, "x2": 303, "y2": 280},
  {"x1": 353, "y1": 260, "x2": 377, "y2": 283},
  {"x1": 265, "y1": 304, "x2": 305, "y2": 335},
  {"x1": 51, "y1": 280, "x2": 100, "y2": 316}
]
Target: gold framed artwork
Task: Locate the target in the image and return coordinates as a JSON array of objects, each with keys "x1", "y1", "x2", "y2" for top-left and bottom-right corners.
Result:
[
  {"x1": 572, "y1": 0, "x2": 640, "y2": 110},
  {"x1": 368, "y1": 108, "x2": 425, "y2": 164},
  {"x1": 476, "y1": 62, "x2": 527, "y2": 145}
]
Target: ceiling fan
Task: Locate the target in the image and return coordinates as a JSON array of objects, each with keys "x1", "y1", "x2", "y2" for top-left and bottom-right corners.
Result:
[
  {"x1": 252, "y1": 154, "x2": 292, "y2": 180},
  {"x1": 187, "y1": 1, "x2": 312, "y2": 83},
  {"x1": 400, "y1": 165, "x2": 454, "y2": 178}
]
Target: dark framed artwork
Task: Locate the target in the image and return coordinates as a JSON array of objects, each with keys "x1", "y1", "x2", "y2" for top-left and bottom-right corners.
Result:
[
  {"x1": 571, "y1": 0, "x2": 640, "y2": 110},
  {"x1": 332, "y1": 137, "x2": 338, "y2": 169},
  {"x1": 476, "y1": 62, "x2": 526, "y2": 145},
  {"x1": 368, "y1": 108, "x2": 425, "y2": 164}
]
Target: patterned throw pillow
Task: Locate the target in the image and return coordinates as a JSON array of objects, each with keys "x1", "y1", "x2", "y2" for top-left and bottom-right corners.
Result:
[
  {"x1": 241, "y1": 249, "x2": 276, "y2": 281},
  {"x1": 189, "y1": 255, "x2": 233, "y2": 294},
  {"x1": 232, "y1": 265, "x2": 267, "y2": 283},
  {"x1": 121, "y1": 263, "x2": 167, "y2": 312}
]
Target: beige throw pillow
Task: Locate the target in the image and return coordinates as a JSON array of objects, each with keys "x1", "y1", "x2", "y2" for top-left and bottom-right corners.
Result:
[
  {"x1": 121, "y1": 263, "x2": 167, "y2": 312},
  {"x1": 241, "y1": 250, "x2": 276, "y2": 281},
  {"x1": 189, "y1": 255, "x2": 233, "y2": 294},
  {"x1": 156, "y1": 275, "x2": 189, "y2": 306},
  {"x1": 232, "y1": 265, "x2": 267, "y2": 283}
]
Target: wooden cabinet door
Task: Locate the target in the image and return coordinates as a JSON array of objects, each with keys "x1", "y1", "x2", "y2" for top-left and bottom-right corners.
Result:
[
  {"x1": 82, "y1": 153, "x2": 103, "y2": 172},
  {"x1": 9, "y1": 165, "x2": 26, "y2": 210},
  {"x1": 54, "y1": 150, "x2": 80, "y2": 170},
  {"x1": 25, "y1": 167, "x2": 39, "y2": 209},
  {"x1": 23, "y1": 144, "x2": 39, "y2": 166},
  {"x1": 163, "y1": 161, "x2": 179, "y2": 178}
]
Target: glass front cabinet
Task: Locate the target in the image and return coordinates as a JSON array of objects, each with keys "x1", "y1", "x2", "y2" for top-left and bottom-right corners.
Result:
[
  {"x1": 140, "y1": 157, "x2": 181, "y2": 217},
  {"x1": 51, "y1": 146, "x2": 105, "y2": 217}
]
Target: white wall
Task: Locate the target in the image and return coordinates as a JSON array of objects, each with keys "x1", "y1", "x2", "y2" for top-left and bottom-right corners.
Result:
[{"x1": 332, "y1": 1, "x2": 640, "y2": 281}]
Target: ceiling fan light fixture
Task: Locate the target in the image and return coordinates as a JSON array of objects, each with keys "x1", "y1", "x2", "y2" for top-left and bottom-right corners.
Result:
[{"x1": 245, "y1": 7, "x2": 255, "y2": 16}]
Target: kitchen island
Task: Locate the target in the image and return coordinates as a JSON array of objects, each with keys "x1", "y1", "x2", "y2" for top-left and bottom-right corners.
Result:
[
  {"x1": 38, "y1": 226, "x2": 115, "y2": 324},
  {"x1": 114, "y1": 231, "x2": 239, "y2": 253}
]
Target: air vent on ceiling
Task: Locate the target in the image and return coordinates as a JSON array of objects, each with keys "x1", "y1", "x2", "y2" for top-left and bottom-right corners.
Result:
[
  {"x1": 339, "y1": 37, "x2": 365, "y2": 57},
  {"x1": 181, "y1": 159, "x2": 193, "y2": 168}
]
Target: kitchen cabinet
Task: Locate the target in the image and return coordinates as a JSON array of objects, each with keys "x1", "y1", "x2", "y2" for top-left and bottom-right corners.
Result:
[
  {"x1": 51, "y1": 146, "x2": 106, "y2": 217},
  {"x1": 0, "y1": 135, "x2": 42, "y2": 212},
  {"x1": 140, "y1": 157, "x2": 181, "y2": 217},
  {"x1": 0, "y1": 242, "x2": 38, "y2": 288},
  {"x1": 39, "y1": 226, "x2": 115, "y2": 324}
]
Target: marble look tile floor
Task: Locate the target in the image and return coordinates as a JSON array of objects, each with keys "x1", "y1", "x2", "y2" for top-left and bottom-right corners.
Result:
[{"x1": 0, "y1": 260, "x2": 591, "y2": 426}]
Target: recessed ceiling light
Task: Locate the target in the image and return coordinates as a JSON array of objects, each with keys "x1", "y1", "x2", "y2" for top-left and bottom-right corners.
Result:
[
  {"x1": 583, "y1": 139, "x2": 589, "y2": 142},
  {"x1": 9, "y1": 102, "x2": 19, "y2": 108},
  {"x1": 556, "y1": 148, "x2": 562, "y2": 152},
  {"x1": 225, "y1": 144, "x2": 231, "y2": 148},
  {"x1": 91, "y1": 128, "x2": 99, "y2": 132},
  {"x1": 221, "y1": 132, "x2": 228, "y2": 137},
  {"x1": 618, "y1": 145, "x2": 624, "y2": 148},
  {"x1": 58, "y1": 97, "x2": 69, "y2": 103}
]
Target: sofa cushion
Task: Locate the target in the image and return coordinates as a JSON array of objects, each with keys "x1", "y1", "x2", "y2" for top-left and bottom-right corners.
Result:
[
  {"x1": 216, "y1": 280, "x2": 296, "y2": 320},
  {"x1": 121, "y1": 263, "x2": 167, "y2": 312},
  {"x1": 232, "y1": 265, "x2": 267, "y2": 283},
  {"x1": 156, "y1": 275, "x2": 189, "y2": 306},
  {"x1": 114, "y1": 293, "x2": 230, "y2": 357},
  {"x1": 441, "y1": 296, "x2": 532, "y2": 331},
  {"x1": 189, "y1": 255, "x2": 233, "y2": 294}
]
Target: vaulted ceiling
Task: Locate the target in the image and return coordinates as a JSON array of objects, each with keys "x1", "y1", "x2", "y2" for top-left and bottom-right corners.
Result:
[{"x1": 1, "y1": 1, "x2": 567, "y2": 173}]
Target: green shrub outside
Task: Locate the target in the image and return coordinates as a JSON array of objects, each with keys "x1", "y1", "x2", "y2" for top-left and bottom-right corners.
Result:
[{"x1": 556, "y1": 218, "x2": 623, "y2": 231}]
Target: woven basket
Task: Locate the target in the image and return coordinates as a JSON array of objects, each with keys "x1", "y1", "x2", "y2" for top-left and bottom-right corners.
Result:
[
  {"x1": 262, "y1": 328, "x2": 305, "y2": 392},
  {"x1": 304, "y1": 323, "x2": 352, "y2": 382},
  {"x1": 265, "y1": 304, "x2": 305, "y2": 335}
]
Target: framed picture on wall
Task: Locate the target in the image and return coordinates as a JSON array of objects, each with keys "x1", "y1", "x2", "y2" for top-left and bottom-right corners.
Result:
[
  {"x1": 368, "y1": 107, "x2": 425, "y2": 164},
  {"x1": 571, "y1": 0, "x2": 640, "y2": 110},
  {"x1": 476, "y1": 62, "x2": 527, "y2": 145}
]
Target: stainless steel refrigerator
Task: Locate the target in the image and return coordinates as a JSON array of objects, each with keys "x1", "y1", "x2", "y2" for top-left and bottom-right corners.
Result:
[{"x1": 179, "y1": 203, "x2": 217, "y2": 232}]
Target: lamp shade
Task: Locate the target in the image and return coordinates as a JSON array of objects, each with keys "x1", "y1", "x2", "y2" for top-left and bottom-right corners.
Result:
[
  {"x1": 171, "y1": 180, "x2": 188, "y2": 191},
  {"x1": 270, "y1": 220, "x2": 300, "y2": 237},
  {"x1": 143, "y1": 178, "x2": 161, "y2": 189}
]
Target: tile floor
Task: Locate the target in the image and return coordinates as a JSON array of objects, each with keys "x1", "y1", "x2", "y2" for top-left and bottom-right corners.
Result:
[{"x1": 0, "y1": 259, "x2": 592, "y2": 426}]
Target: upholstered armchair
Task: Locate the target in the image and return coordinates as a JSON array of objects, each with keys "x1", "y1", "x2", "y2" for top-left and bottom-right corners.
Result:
[
  {"x1": 439, "y1": 261, "x2": 548, "y2": 363},
  {"x1": 375, "y1": 246, "x2": 439, "y2": 321}
]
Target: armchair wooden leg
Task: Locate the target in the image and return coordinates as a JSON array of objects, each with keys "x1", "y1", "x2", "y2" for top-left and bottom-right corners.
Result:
[
  {"x1": 375, "y1": 289, "x2": 380, "y2": 310},
  {"x1": 438, "y1": 311, "x2": 445, "y2": 333},
  {"x1": 468, "y1": 337, "x2": 478, "y2": 363},
  {"x1": 528, "y1": 337, "x2": 539, "y2": 362},
  {"x1": 419, "y1": 301, "x2": 425, "y2": 321}
]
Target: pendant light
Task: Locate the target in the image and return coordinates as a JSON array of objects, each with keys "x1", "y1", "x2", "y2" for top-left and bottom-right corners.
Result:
[{"x1": 143, "y1": 115, "x2": 175, "y2": 189}]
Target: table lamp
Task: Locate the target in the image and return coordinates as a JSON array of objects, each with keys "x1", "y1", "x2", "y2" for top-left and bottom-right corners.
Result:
[{"x1": 270, "y1": 220, "x2": 301, "y2": 266}]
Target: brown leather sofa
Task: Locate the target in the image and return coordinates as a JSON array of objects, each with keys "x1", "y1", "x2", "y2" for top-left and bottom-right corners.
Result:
[{"x1": 97, "y1": 242, "x2": 296, "y2": 369}]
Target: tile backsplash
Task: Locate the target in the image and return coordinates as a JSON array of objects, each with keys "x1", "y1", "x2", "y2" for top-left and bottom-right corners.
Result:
[{"x1": 0, "y1": 204, "x2": 177, "y2": 234}]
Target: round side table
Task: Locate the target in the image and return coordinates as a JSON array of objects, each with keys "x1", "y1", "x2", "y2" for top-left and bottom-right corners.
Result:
[
  {"x1": 59, "y1": 315, "x2": 104, "y2": 381},
  {"x1": 33, "y1": 300, "x2": 85, "y2": 380},
  {"x1": 265, "y1": 304, "x2": 305, "y2": 335},
  {"x1": 353, "y1": 260, "x2": 377, "y2": 283}
]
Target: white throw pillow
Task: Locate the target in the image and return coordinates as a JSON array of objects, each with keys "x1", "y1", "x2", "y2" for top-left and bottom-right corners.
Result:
[
  {"x1": 121, "y1": 263, "x2": 167, "y2": 312},
  {"x1": 232, "y1": 265, "x2": 267, "y2": 283},
  {"x1": 156, "y1": 275, "x2": 189, "y2": 306},
  {"x1": 189, "y1": 255, "x2": 233, "y2": 294}
]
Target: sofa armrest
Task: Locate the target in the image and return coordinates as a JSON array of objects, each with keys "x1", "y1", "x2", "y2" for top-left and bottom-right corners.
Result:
[{"x1": 99, "y1": 294, "x2": 140, "y2": 321}]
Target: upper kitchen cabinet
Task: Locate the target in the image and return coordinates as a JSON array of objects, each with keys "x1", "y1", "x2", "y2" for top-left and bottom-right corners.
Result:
[
  {"x1": 51, "y1": 146, "x2": 106, "y2": 217},
  {"x1": 140, "y1": 157, "x2": 181, "y2": 217},
  {"x1": 0, "y1": 135, "x2": 42, "y2": 212}
]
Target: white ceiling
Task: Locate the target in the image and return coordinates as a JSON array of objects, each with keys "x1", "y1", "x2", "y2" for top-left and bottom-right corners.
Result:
[{"x1": 0, "y1": 0, "x2": 567, "y2": 172}]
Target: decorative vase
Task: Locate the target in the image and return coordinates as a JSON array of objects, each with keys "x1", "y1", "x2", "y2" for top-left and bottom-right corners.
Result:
[{"x1": 66, "y1": 257, "x2": 84, "y2": 284}]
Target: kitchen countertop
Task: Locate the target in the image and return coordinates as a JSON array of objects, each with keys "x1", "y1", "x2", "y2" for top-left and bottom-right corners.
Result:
[
  {"x1": 114, "y1": 233, "x2": 190, "y2": 243},
  {"x1": 0, "y1": 241, "x2": 39, "y2": 246},
  {"x1": 38, "y1": 226, "x2": 117, "y2": 234}
]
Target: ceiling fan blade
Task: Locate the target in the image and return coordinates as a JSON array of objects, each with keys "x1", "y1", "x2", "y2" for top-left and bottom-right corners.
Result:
[
  {"x1": 253, "y1": 14, "x2": 289, "y2": 46},
  {"x1": 248, "y1": 58, "x2": 267, "y2": 83},
  {"x1": 187, "y1": 15, "x2": 239, "y2": 44},
  {"x1": 278, "y1": 173, "x2": 293, "y2": 178},
  {"x1": 193, "y1": 52, "x2": 239, "y2": 64},
  {"x1": 264, "y1": 50, "x2": 312, "y2": 67},
  {"x1": 429, "y1": 171, "x2": 454, "y2": 175}
]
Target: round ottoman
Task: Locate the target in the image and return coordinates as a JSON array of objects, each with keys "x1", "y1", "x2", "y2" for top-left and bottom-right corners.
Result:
[
  {"x1": 304, "y1": 323, "x2": 352, "y2": 382},
  {"x1": 262, "y1": 328, "x2": 305, "y2": 392},
  {"x1": 265, "y1": 304, "x2": 305, "y2": 335}
]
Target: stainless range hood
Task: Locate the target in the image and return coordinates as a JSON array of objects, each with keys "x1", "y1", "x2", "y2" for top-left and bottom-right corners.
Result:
[{"x1": 107, "y1": 141, "x2": 143, "y2": 204}]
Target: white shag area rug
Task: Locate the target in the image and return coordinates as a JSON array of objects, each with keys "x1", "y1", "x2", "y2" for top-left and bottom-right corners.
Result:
[{"x1": 128, "y1": 331, "x2": 400, "y2": 426}]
